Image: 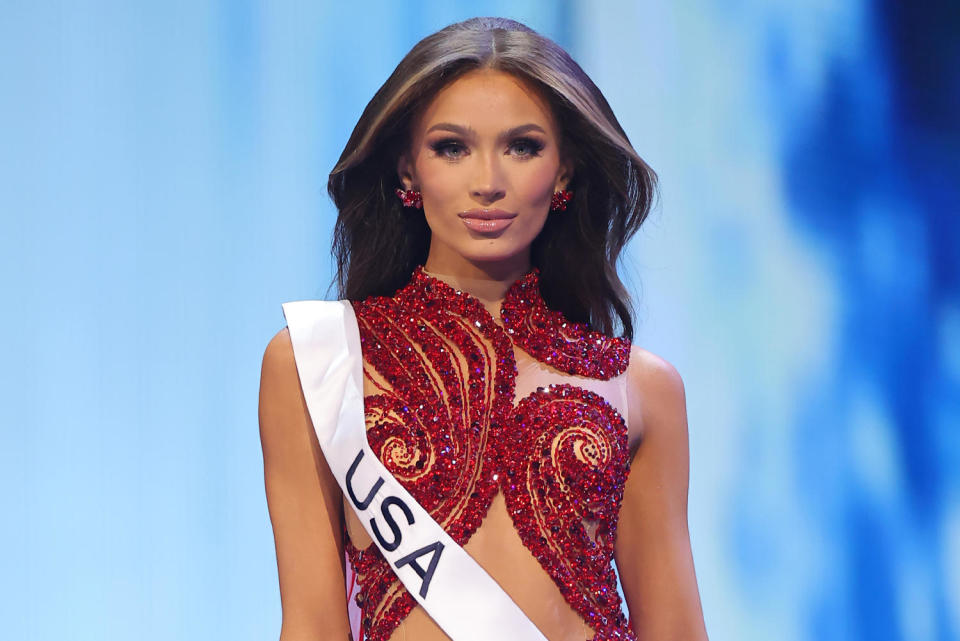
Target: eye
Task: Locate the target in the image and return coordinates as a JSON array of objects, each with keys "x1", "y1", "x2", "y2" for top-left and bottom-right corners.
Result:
[
  {"x1": 510, "y1": 137, "x2": 545, "y2": 158},
  {"x1": 430, "y1": 139, "x2": 466, "y2": 160}
]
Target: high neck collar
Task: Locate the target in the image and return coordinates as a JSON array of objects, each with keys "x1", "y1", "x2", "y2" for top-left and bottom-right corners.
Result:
[
  {"x1": 418, "y1": 265, "x2": 538, "y2": 305},
  {"x1": 374, "y1": 263, "x2": 630, "y2": 380},
  {"x1": 402, "y1": 264, "x2": 542, "y2": 323}
]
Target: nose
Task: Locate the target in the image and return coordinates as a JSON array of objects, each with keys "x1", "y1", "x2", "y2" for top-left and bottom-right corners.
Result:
[{"x1": 470, "y1": 151, "x2": 506, "y2": 204}]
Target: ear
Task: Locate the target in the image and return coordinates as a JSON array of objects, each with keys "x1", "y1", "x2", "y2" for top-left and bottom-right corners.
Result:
[
  {"x1": 397, "y1": 153, "x2": 417, "y2": 191},
  {"x1": 555, "y1": 156, "x2": 574, "y2": 191}
]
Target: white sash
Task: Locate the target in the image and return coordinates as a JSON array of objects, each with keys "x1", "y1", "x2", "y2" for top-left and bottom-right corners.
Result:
[{"x1": 281, "y1": 299, "x2": 548, "y2": 641}]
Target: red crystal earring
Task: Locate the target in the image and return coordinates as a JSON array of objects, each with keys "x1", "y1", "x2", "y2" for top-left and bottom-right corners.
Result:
[
  {"x1": 550, "y1": 189, "x2": 573, "y2": 211},
  {"x1": 395, "y1": 187, "x2": 423, "y2": 209}
]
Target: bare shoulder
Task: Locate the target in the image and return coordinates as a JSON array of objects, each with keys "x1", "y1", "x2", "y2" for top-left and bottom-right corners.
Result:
[
  {"x1": 625, "y1": 344, "x2": 688, "y2": 452},
  {"x1": 260, "y1": 327, "x2": 305, "y2": 401},
  {"x1": 258, "y1": 327, "x2": 351, "y2": 637},
  {"x1": 262, "y1": 327, "x2": 294, "y2": 372},
  {"x1": 258, "y1": 327, "x2": 309, "y2": 446},
  {"x1": 626, "y1": 343, "x2": 685, "y2": 400},
  {"x1": 615, "y1": 344, "x2": 705, "y2": 641}
]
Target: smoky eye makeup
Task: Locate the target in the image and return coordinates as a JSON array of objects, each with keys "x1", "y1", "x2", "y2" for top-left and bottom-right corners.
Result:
[
  {"x1": 427, "y1": 136, "x2": 547, "y2": 159},
  {"x1": 428, "y1": 138, "x2": 465, "y2": 158},
  {"x1": 512, "y1": 137, "x2": 545, "y2": 155}
]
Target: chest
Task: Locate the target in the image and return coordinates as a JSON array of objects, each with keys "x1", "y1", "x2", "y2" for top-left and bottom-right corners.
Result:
[
  {"x1": 339, "y1": 268, "x2": 639, "y2": 639},
  {"x1": 354, "y1": 301, "x2": 632, "y2": 551}
]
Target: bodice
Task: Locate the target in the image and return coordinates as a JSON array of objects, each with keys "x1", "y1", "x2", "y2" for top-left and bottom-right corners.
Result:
[{"x1": 342, "y1": 264, "x2": 636, "y2": 641}]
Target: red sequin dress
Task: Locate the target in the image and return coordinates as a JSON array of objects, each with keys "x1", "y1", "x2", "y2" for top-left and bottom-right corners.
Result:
[{"x1": 342, "y1": 264, "x2": 636, "y2": 641}]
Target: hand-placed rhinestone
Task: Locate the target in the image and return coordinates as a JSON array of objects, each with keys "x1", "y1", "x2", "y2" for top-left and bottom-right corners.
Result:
[{"x1": 343, "y1": 264, "x2": 634, "y2": 641}]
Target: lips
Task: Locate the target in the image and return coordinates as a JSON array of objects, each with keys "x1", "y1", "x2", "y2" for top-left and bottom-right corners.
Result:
[
  {"x1": 458, "y1": 209, "x2": 516, "y2": 233},
  {"x1": 458, "y1": 209, "x2": 517, "y2": 220}
]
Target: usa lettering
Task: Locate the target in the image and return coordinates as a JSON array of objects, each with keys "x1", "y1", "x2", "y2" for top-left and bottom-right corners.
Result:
[{"x1": 345, "y1": 449, "x2": 445, "y2": 598}]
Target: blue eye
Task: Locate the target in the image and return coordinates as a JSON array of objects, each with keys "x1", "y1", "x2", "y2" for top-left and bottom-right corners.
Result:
[
  {"x1": 429, "y1": 137, "x2": 546, "y2": 161},
  {"x1": 430, "y1": 139, "x2": 465, "y2": 159},
  {"x1": 511, "y1": 138, "x2": 545, "y2": 157}
]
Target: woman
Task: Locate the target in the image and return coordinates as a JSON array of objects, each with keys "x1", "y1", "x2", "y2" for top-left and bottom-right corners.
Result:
[{"x1": 259, "y1": 16, "x2": 708, "y2": 641}]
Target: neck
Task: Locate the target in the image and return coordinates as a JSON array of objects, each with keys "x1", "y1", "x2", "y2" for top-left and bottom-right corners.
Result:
[{"x1": 421, "y1": 257, "x2": 531, "y2": 306}]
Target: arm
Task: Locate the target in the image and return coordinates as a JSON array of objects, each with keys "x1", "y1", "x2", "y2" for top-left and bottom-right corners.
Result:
[
  {"x1": 259, "y1": 328, "x2": 352, "y2": 641},
  {"x1": 615, "y1": 346, "x2": 708, "y2": 640}
]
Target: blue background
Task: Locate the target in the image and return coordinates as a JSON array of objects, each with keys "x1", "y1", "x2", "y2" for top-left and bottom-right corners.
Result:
[{"x1": 2, "y1": 2, "x2": 957, "y2": 640}]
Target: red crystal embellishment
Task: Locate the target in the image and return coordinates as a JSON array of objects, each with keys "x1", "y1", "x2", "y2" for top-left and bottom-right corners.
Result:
[
  {"x1": 551, "y1": 189, "x2": 573, "y2": 211},
  {"x1": 504, "y1": 384, "x2": 632, "y2": 637},
  {"x1": 500, "y1": 268, "x2": 630, "y2": 379},
  {"x1": 344, "y1": 264, "x2": 634, "y2": 641},
  {"x1": 395, "y1": 188, "x2": 423, "y2": 208}
]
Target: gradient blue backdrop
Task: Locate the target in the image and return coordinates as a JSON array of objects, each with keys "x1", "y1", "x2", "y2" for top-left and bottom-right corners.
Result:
[{"x1": 2, "y1": 1, "x2": 957, "y2": 640}]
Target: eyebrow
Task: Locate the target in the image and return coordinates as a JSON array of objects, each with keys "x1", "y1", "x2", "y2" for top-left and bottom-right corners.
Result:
[{"x1": 425, "y1": 122, "x2": 548, "y2": 139}]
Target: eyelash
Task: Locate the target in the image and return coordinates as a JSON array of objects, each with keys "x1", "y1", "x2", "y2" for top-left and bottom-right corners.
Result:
[{"x1": 429, "y1": 137, "x2": 545, "y2": 161}]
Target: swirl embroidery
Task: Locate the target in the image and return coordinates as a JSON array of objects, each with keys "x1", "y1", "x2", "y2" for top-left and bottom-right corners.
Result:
[{"x1": 344, "y1": 265, "x2": 634, "y2": 641}]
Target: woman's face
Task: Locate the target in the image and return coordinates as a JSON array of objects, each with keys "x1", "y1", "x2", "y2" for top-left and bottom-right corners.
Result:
[{"x1": 399, "y1": 68, "x2": 571, "y2": 271}]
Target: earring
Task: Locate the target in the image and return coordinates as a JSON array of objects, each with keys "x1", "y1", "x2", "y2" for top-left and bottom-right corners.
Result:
[
  {"x1": 395, "y1": 187, "x2": 423, "y2": 209},
  {"x1": 550, "y1": 189, "x2": 573, "y2": 211}
]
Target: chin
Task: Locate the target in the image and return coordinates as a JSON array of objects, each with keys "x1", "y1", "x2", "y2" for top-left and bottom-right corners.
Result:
[{"x1": 455, "y1": 241, "x2": 532, "y2": 264}]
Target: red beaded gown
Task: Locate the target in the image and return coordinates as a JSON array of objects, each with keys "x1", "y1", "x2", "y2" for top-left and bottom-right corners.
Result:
[{"x1": 341, "y1": 264, "x2": 637, "y2": 641}]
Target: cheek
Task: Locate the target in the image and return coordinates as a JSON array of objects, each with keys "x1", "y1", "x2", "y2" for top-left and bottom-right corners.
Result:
[
  {"x1": 519, "y1": 162, "x2": 560, "y2": 204},
  {"x1": 416, "y1": 159, "x2": 462, "y2": 203},
  {"x1": 416, "y1": 162, "x2": 460, "y2": 232}
]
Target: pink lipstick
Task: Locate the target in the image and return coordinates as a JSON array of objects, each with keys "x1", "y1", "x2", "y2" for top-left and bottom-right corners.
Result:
[{"x1": 458, "y1": 209, "x2": 517, "y2": 233}]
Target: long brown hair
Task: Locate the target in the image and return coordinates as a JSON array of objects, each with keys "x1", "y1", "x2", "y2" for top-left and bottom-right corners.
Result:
[{"x1": 328, "y1": 16, "x2": 658, "y2": 339}]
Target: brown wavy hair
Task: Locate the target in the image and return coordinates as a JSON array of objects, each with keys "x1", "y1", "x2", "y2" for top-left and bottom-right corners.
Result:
[{"x1": 328, "y1": 16, "x2": 658, "y2": 339}]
